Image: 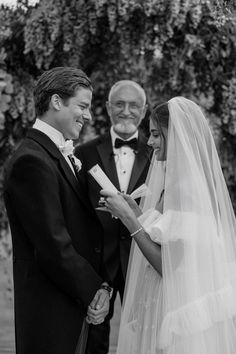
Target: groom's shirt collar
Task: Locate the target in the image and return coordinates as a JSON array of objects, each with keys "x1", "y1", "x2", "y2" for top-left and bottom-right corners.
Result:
[
  {"x1": 33, "y1": 118, "x2": 66, "y2": 148},
  {"x1": 33, "y1": 119, "x2": 77, "y2": 176}
]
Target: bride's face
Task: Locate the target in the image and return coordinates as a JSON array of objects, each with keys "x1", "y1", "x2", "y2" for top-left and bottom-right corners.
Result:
[{"x1": 148, "y1": 119, "x2": 168, "y2": 161}]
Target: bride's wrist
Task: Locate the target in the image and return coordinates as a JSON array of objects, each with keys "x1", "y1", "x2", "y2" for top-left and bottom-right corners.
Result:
[
  {"x1": 118, "y1": 205, "x2": 133, "y2": 221},
  {"x1": 121, "y1": 213, "x2": 142, "y2": 234}
]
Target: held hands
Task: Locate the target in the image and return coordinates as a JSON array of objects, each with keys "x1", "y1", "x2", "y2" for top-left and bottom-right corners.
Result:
[{"x1": 86, "y1": 288, "x2": 110, "y2": 325}]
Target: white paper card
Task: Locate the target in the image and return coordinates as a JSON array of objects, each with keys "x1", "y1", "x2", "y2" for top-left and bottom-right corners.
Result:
[
  {"x1": 89, "y1": 164, "x2": 150, "y2": 200},
  {"x1": 89, "y1": 164, "x2": 118, "y2": 193},
  {"x1": 130, "y1": 183, "x2": 150, "y2": 200}
]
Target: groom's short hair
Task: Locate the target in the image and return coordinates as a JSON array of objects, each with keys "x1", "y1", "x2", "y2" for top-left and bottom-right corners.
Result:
[{"x1": 34, "y1": 67, "x2": 92, "y2": 117}]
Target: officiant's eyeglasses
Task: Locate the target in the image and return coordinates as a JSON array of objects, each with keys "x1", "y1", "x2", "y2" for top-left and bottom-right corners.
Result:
[{"x1": 109, "y1": 101, "x2": 144, "y2": 113}]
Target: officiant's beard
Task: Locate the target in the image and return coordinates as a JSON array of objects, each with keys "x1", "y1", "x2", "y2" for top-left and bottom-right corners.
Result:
[{"x1": 113, "y1": 121, "x2": 137, "y2": 136}]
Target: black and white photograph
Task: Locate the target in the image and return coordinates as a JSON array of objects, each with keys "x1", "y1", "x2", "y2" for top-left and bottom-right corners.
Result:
[{"x1": 0, "y1": 1, "x2": 236, "y2": 353}]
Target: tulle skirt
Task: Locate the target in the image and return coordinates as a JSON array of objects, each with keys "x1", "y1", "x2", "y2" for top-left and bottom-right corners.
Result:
[
  {"x1": 117, "y1": 261, "x2": 163, "y2": 354},
  {"x1": 116, "y1": 261, "x2": 236, "y2": 354}
]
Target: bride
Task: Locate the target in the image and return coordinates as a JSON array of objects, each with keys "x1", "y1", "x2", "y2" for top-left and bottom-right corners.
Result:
[{"x1": 100, "y1": 97, "x2": 236, "y2": 353}]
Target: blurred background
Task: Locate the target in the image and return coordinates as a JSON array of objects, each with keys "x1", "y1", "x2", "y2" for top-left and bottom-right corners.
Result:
[{"x1": 0, "y1": 0, "x2": 235, "y2": 353}]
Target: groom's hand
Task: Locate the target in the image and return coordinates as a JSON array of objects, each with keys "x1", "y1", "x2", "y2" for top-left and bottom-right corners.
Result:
[{"x1": 86, "y1": 288, "x2": 110, "y2": 325}]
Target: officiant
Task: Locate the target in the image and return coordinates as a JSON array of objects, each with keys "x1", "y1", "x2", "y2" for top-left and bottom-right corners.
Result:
[{"x1": 75, "y1": 80, "x2": 152, "y2": 354}]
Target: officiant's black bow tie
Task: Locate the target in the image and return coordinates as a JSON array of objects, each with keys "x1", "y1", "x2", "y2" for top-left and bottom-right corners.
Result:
[{"x1": 114, "y1": 138, "x2": 138, "y2": 150}]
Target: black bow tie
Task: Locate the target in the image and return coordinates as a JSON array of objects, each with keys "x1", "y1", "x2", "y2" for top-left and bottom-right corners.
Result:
[{"x1": 114, "y1": 138, "x2": 138, "y2": 150}]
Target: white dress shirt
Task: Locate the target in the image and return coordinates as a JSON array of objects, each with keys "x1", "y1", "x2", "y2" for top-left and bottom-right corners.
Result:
[
  {"x1": 33, "y1": 119, "x2": 75, "y2": 175},
  {"x1": 110, "y1": 127, "x2": 138, "y2": 193}
]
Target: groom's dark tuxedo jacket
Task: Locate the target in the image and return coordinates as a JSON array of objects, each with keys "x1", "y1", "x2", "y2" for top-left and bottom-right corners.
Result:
[
  {"x1": 75, "y1": 131, "x2": 152, "y2": 283},
  {"x1": 3, "y1": 129, "x2": 105, "y2": 354}
]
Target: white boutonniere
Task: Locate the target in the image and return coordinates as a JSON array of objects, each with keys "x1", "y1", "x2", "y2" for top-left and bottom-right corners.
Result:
[
  {"x1": 68, "y1": 154, "x2": 82, "y2": 173},
  {"x1": 58, "y1": 140, "x2": 82, "y2": 173},
  {"x1": 58, "y1": 140, "x2": 74, "y2": 156}
]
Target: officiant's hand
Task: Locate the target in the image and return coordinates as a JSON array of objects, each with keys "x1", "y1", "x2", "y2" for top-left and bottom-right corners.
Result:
[{"x1": 86, "y1": 288, "x2": 109, "y2": 325}]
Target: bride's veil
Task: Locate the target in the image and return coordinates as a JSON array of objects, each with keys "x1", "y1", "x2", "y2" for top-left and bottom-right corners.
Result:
[{"x1": 117, "y1": 97, "x2": 236, "y2": 353}]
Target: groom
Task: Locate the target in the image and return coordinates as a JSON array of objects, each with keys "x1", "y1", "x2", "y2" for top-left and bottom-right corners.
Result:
[{"x1": 3, "y1": 67, "x2": 110, "y2": 354}]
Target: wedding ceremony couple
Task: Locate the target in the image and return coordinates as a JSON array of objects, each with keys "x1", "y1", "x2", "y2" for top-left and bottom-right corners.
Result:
[{"x1": 3, "y1": 66, "x2": 236, "y2": 354}]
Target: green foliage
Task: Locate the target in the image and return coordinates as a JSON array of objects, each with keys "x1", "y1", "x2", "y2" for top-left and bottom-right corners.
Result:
[
  {"x1": 0, "y1": 0, "x2": 236, "y2": 257},
  {"x1": 0, "y1": 58, "x2": 13, "y2": 258}
]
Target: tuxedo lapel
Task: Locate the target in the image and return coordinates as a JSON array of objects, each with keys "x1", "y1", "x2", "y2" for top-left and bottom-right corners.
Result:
[
  {"x1": 127, "y1": 134, "x2": 152, "y2": 194},
  {"x1": 97, "y1": 134, "x2": 121, "y2": 191},
  {"x1": 27, "y1": 129, "x2": 93, "y2": 212},
  {"x1": 58, "y1": 156, "x2": 88, "y2": 203}
]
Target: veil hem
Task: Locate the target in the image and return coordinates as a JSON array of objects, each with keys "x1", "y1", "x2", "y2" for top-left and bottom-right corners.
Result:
[{"x1": 158, "y1": 282, "x2": 236, "y2": 349}]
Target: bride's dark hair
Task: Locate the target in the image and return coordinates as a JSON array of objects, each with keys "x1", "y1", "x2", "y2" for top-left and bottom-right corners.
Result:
[
  {"x1": 151, "y1": 102, "x2": 169, "y2": 129},
  {"x1": 151, "y1": 102, "x2": 169, "y2": 161}
]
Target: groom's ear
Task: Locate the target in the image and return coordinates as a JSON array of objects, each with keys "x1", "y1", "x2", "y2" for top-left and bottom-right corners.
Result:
[{"x1": 51, "y1": 94, "x2": 61, "y2": 111}]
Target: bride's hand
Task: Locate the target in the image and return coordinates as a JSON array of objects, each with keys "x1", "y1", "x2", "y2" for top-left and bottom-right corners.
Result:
[
  {"x1": 120, "y1": 193, "x2": 142, "y2": 217},
  {"x1": 100, "y1": 190, "x2": 135, "y2": 220}
]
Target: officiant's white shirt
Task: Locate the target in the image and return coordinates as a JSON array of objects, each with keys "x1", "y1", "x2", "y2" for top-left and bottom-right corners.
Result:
[{"x1": 110, "y1": 127, "x2": 138, "y2": 193}]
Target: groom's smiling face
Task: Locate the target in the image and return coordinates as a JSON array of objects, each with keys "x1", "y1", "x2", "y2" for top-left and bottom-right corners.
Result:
[{"x1": 55, "y1": 87, "x2": 92, "y2": 140}]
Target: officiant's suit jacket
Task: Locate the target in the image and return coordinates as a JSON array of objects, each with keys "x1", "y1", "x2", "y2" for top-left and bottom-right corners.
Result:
[
  {"x1": 3, "y1": 128, "x2": 105, "y2": 354},
  {"x1": 75, "y1": 131, "x2": 152, "y2": 283}
]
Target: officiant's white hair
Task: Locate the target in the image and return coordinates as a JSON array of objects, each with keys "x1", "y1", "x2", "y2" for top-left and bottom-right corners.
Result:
[{"x1": 108, "y1": 80, "x2": 146, "y2": 105}]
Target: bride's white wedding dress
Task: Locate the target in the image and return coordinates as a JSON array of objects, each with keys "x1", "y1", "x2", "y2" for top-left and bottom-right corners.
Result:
[
  {"x1": 117, "y1": 215, "x2": 163, "y2": 354},
  {"x1": 116, "y1": 97, "x2": 236, "y2": 354},
  {"x1": 118, "y1": 208, "x2": 236, "y2": 354}
]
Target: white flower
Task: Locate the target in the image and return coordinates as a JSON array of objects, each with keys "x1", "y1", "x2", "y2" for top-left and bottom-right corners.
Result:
[
  {"x1": 58, "y1": 140, "x2": 74, "y2": 156},
  {"x1": 68, "y1": 154, "x2": 82, "y2": 173},
  {"x1": 58, "y1": 140, "x2": 82, "y2": 173}
]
